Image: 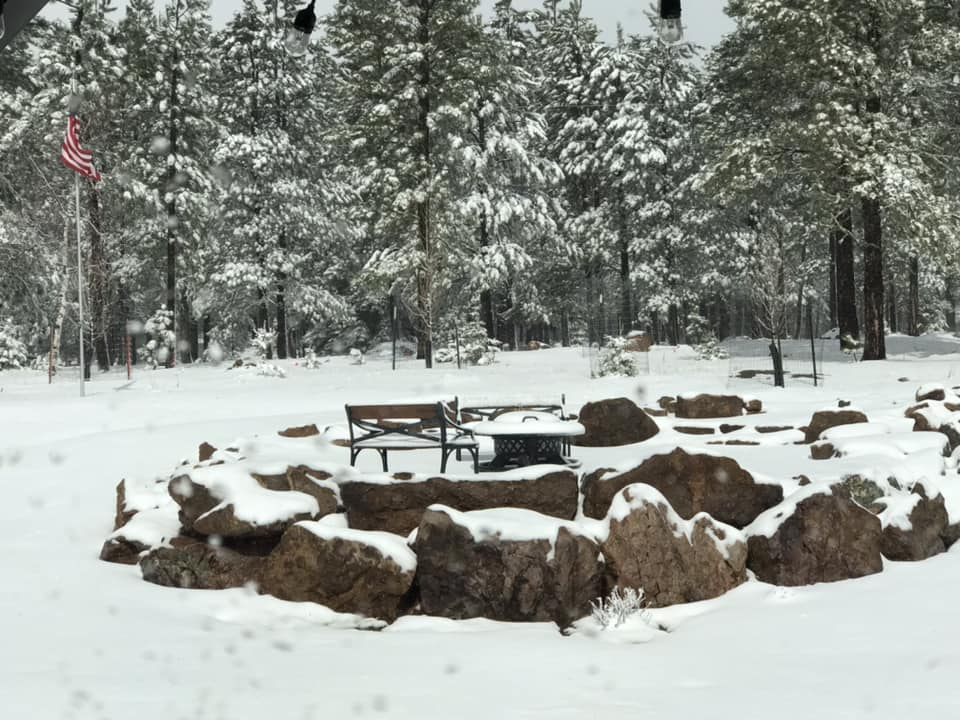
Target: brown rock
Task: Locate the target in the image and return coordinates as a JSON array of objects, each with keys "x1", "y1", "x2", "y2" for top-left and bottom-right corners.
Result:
[
  {"x1": 340, "y1": 469, "x2": 578, "y2": 536},
  {"x1": 278, "y1": 424, "x2": 320, "y2": 438},
  {"x1": 746, "y1": 485, "x2": 883, "y2": 586},
  {"x1": 878, "y1": 485, "x2": 948, "y2": 561},
  {"x1": 917, "y1": 385, "x2": 946, "y2": 403},
  {"x1": 252, "y1": 466, "x2": 340, "y2": 517},
  {"x1": 803, "y1": 410, "x2": 869, "y2": 443},
  {"x1": 942, "y1": 523, "x2": 960, "y2": 549},
  {"x1": 838, "y1": 400, "x2": 852, "y2": 408},
  {"x1": 744, "y1": 399, "x2": 763, "y2": 414},
  {"x1": 114, "y1": 479, "x2": 136, "y2": 530},
  {"x1": 413, "y1": 507, "x2": 603, "y2": 627},
  {"x1": 580, "y1": 448, "x2": 783, "y2": 528},
  {"x1": 795, "y1": 475, "x2": 812, "y2": 486},
  {"x1": 169, "y1": 472, "x2": 321, "y2": 539},
  {"x1": 99, "y1": 537, "x2": 149, "y2": 565},
  {"x1": 810, "y1": 442, "x2": 838, "y2": 460},
  {"x1": 756, "y1": 426, "x2": 794, "y2": 434},
  {"x1": 572, "y1": 397, "x2": 660, "y2": 447},
  {"x1": 658, "y1": 396, "x2": 677, "y2": 413},
  {"x1": 675, "y1": 394, "x2": 744, "y2": 419},
  {"x1": 644, "y1": 407, "x2": 668, "y2": 417},
  {"x1": 602, "y1": 484, "x2": 747, "y2": 607},
  {"x1": 140, "y1": 543, "x2": 263, "y2": 590},
  {"x1": 624, "y1": 333, "x2": 653, "y2": 352},
  {"x1": 674, "y1": 426, "x2": 715, "y2": 435},
  {"x1": 260, "y1": 523, "x2": 415, "y2": 622},
  {"x1": 199, "y1": 442, "x2": 217, "y2": 462},
  {"x1": 720, "y1": 424, "x2": 745, "y2": 434},
  {"x1": 192, "y1": 503, "x2": 315, "y2": 539}
]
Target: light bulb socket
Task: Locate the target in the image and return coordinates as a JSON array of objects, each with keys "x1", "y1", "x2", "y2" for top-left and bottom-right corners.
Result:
[{"x1": 293, "y1": 0, "x2": 317, "y2": 35}]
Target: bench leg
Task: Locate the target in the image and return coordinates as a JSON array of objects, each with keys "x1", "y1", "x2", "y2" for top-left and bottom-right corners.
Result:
[
  {"x1": 350, "y1": 448, "x2": 359, "y2": 467},
  {"x1": 440, "y1": 449, "x2": 449, "y2": 474},
  {"x1": 379, "y1": 450, "x2": 388, "y2": 472},
  {"x1": 471, "y1": 448, "x2": 479, "y2": 474}
]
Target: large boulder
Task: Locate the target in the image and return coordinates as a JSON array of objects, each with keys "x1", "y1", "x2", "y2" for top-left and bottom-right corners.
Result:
[
  {"x1": 675, "y1": 394, "x2": 744, "y2": 419},
  {"x1": 580, "y1": 448, "x2": 783, "y2": 528},
  {"x1": 624, "y1": 332, "x2": 653, "y2": 352},
  {"x1": 413, "y1": 506, "x2": 603, "y2": 627},
  {"x1": 745, "y1": 484, "x2": 883, "y2": 586},
  {"x1": 140, "y1": 542, "x2": 263, "y2": 590},
  {"x1": 601, "y1": 484, "x2": 747, "y2": 607},
  {"x1": 100, "y1": 504, "x2": 182, "y2": 565},
  {"x1": 803, "y1": 409, "x2": 869, "y2": 443},
  {"x1": 169, "y1": 463, "x2": 325, "y2": 539},
  {"x1": 259, "y1": 522, "x2": 416, "y2": 622},
  {"x1": 876, "y1": 484, "x2": 948, "y2": 562},
  {"x1": 340, "y1": 468, "x2": 578, "y2": 536},
  {"x1": 571, "y1": 397, "x2": 659, "y2": 447}
]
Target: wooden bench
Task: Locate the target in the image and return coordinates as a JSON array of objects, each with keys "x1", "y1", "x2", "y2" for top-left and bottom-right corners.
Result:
[{"x1": 345, "y1": 400, "x2": 479, "y2": 473}]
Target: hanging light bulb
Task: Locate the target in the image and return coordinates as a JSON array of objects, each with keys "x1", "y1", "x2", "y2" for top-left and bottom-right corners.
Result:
[
  {"x1": 659, "y1": 0, "x2": 683, "y2": 44},
  {"x1": 284, "y1": 0, "x2": 316, "y2": 58}
]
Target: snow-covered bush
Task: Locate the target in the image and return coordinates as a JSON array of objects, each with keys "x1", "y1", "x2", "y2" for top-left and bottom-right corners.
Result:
[
  {"x1": 255, "y1": 363, "x2": 286, "y2": 378},
  {"x1": 597, "y1": 336, "x2": 638, "y2": 377},
  {"x1": 435, "y1": 319, "x2": 498, "y2": 366},
  {"x1": 302, "y1": 349, "x2": 326, "y2": 369},
  {"x1": 590, "y1": 587, "x2": 650, "y2": 629},
  {"x1": 137, "y1": 307, "x2": 175, "y2": 369},
  {"x1": 349, "y1": 348, "x2": 366, "y2": 365},
  {"x1": 249, "y1": 328, "x2": 276, "y2": 359},
  {"x1": 694, "y1": 335, "x2": 729, "y2": 360},
  {"x1": 0, "y1": 320, "x2": 28, "y2": 370}
]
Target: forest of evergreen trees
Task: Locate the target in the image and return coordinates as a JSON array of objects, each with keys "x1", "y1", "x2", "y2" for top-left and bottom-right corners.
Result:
[{"x1": 2, "y1": 0, "x2": 960, "y2": 370}]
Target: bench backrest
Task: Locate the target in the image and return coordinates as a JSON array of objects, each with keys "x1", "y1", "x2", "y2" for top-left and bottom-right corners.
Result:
[{"x1": 345, "y1": 399, "x2": 461, "y2": 442}]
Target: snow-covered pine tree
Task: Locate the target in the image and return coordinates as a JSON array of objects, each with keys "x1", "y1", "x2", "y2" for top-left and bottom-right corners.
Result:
[
  {"x1": 706, "y1": 0, "x2": 960, "y2": 360},
  {"x1": 328, "y1": 0, "x2": 487, "y2": 366}
]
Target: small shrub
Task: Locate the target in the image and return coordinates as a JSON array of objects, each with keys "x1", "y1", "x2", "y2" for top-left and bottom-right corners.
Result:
[
  {"x1": 0, "y1": 320, "x2": 28, "y2": 370},
  {"x1": 137, "y1": 307, "x2": 175, "y2": 369},
  {"x1": 255, "y1": 363, "x2": 286, "y2": 378},
  {"x1": 694, "y1": 334, "x2": 729, "y2": 360},
  {"x1": 597, "y1": 336, "x2": 638, "y2": 377},
  {"x1": 249, "y1": 328, "x2": 276, "y2": 359},
  {"x1": 303, "y1": 349, "x2": 326, "y2": 369},
  {"x1": 590, "y1": 587, "x2": 650, "y2": 629}
]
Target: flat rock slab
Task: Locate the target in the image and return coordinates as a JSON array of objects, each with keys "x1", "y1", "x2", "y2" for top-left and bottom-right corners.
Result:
[
  {"x1": 413, "y1": 506, "x2": 603, "y2": 627},
  {"x1": 140, "y1": 543, "x2": 263, "y2": 590},
  {"x1": 340, "y1": 468, "x2": 579, "y2": 535},
  {"x1": 581, "y1": 448, "x2": 783, "y2": 528},
  {"x1": 676, "y1": 394, "x2": 744, "y2": 419}
]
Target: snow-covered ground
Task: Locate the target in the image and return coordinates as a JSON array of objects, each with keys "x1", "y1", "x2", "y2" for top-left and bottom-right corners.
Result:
[{"x1": 3, "y1": 338, "x2": 960, "y2": 719}]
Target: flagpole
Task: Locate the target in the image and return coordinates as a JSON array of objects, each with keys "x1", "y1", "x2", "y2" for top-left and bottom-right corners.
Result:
[{"x1": 75, "y1": 172, "x2": 85, "y2": 397}]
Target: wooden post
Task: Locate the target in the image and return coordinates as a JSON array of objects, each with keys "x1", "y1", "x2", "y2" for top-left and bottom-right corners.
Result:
[
  {"x1": 807, "y1": 303, "x2": 818, "y2": 387},
  {"x1": 126, "y1": 333, "x2": 132, "y2": 381}
]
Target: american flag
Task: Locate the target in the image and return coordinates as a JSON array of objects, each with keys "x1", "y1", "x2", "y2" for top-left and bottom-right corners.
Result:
[{"x1": 60, "y1": 113, "x2": 102, "y2": 183}]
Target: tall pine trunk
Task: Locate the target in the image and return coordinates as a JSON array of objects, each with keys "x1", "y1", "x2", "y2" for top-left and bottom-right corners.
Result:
[
  {"x1": 415, "y1": 0, "x2": 433, "y2": 368},
  {"x1": 907, "y1": 255, "x2": 920, "y2": 336},
  {"x1": 49, "y1": 217, "x2": 72, "y2": 374},
  {"x1": 835, "y1": 208, "x2": 859, "y2": 341},
  {"x1": 617, "y1": 188, "x2": 632, "y2": 330},
  {"x1": 861, "y1": 195, "x2": 886, "y2": 360},
  {"x1": 828, "y1": 228, "x2": 838, "y2": 329}
]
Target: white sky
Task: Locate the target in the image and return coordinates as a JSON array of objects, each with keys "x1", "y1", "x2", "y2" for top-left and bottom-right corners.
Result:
[{"x1": 40, "y1": 0, "x2": 734, "y2": 50}]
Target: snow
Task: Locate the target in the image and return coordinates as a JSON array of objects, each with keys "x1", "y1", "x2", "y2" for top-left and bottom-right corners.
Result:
[
  {"x1": 426, "y1": 504, "x2": 593, "y2": 560},
  {"x1": 107, "y1": 503, "x2": 181, "y2": 548},
  {"x1": 185, "y1": 463, "x2": 320, "y2": 526},
  {"x1": 3, "y1": 340, "x2": 960, "y2": 718},
  {"x1": 296, "y1": 521, "x2": 417, "y2": 573}
]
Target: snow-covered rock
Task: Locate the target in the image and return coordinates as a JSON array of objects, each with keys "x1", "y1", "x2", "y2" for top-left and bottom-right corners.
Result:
[
  {"x1": 412, "y1": 505, "x2": 603, "y2": 627},
  {"x1": 600, "y1": 484, "x2": 747, "y2": 607}
]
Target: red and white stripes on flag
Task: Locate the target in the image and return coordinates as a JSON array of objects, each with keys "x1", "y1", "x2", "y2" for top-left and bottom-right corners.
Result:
[{"x1": 61, "y1": 113, "x2": 102, "y2": 183}]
